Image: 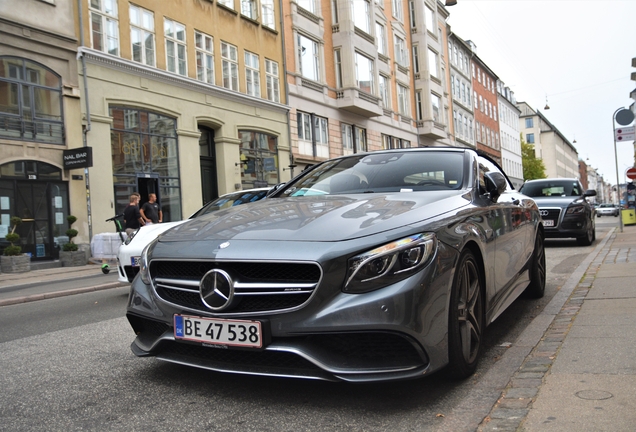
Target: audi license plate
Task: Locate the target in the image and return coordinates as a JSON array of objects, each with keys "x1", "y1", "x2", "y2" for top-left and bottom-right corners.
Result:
[
  {"x1": 543, "y1": 220, "x2": 554, "y2": 227},
  {"x1": 131, "y1": 256, "x2": 141, "y2": 267},
  {"x1": 174, "y1": 315, "x2": 263, "y2": 348}
]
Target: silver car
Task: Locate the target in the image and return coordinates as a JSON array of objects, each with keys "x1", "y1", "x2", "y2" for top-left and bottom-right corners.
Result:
[
  {"x1": 126, "y1": 148, "x2": 545, "y2": 382},
  {"x1": 596, "y1": 203, "x2": 619, "y2": 217}
]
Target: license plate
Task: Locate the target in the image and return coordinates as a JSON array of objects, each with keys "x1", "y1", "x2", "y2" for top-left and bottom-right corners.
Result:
[
  {"x1": 131, "y1": 256, "x2": 141, "y2": 267},
  {"x1": 543, "y1": 220, "x2": 554, "y2": 227},
  {"x1": 174, "y1": 315, "x2": 263, "y2": 348}
]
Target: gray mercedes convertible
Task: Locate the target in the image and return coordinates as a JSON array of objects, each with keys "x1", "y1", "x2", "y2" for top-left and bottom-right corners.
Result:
[{"x1": 126, "y1": 147, "x2": 545, "y2": 382}]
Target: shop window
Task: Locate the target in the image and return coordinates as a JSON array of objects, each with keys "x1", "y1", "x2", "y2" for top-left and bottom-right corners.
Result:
[
  {"x1": 0, "y1": 57, "x2": 64, "y2": 144},
  {"x1": 239, "y1": 130, "x2": 278, "y2": 188}
]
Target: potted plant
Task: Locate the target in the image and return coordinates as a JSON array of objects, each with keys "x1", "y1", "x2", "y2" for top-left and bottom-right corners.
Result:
[
  {"x1": 1, "y1": 216, "x2": 30, "y2": 273},
  {"x1": 59, "y1": 215, "x2": 86, "y2": 267}
]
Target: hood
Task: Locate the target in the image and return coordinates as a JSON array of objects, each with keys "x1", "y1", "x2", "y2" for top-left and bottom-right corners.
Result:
[
  {"x1": 128, "y1": 220, "x2": 185, "y2": 246},
  {"x1": 160, "y1": 191, "x2": 470, "y2": 243},
  {"x1": 529, "y1": 196, "x2": 588, "y2": 208}
]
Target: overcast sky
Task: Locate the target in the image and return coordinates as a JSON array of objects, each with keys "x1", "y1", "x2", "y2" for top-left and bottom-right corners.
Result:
[{"x1": 446, "y1": 0, "x2": 636, "y2": 185}]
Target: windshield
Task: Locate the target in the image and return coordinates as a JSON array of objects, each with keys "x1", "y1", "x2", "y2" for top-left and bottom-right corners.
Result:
[
  {"x1": 520, "y1": 181, "x2": 582, "y2": 198},
  {"x1": 280, "y1": 151, "x2": 465, "y2": 196},
  {"x1": 190, "y1": 190, "x2": 269, "y2": 218}
]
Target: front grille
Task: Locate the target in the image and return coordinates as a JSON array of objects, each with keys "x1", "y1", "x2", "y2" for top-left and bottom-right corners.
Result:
[
  {"x1": 150, "y1": 260, "x2": 322, "y2": 315},
  {"x1": 540, "y1": 208, "x2": 561, "y2": 227},
  {"x1": 124, "y1": 265, "x2": 139, "y2": 282}
]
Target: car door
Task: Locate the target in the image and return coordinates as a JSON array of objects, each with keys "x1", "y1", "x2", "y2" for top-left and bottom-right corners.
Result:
[{"x1": 477, "y1": 156, "x2": 531, "y2": 304}]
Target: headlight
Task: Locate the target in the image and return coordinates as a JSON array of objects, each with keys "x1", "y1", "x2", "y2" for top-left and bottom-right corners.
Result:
[
  {"x1": 139, "y1": 238, "x2": 158, "y2": 285},
  {"x1": 566, "y1": 205, "x2": 585, "y2": 215},
  {"x1": 344, "y1": 233, "x2": 437, "y2": 293},
  {"x1": 124, "y1": 229, "x2": 139, "y2": 245}
]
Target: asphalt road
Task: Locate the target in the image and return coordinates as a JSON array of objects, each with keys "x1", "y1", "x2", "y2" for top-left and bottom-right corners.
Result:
[{"x1": 0, "y1": 223, "x2": 614, "y2": 431}]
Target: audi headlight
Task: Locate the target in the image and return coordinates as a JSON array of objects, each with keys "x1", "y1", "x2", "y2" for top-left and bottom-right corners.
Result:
[
  {"x1": 566, "y1": 205, "x2": 585, "y2": 215},
  {"x1": 139, "y1": 238, "x2": 158, "y2": 285},
  {"x1": 344, "y1": 233, "x2": 437, "y2": 293}
]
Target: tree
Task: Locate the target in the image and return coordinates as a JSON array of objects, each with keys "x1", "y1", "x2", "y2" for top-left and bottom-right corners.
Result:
[{"x1": 521, "y1": 136, "x2": 546, "y2": 180}]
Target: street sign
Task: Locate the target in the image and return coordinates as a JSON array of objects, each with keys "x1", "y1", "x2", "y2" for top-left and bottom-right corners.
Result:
[
  {"x1": 615, "y1": 127, "x2": 635, "y2": 142},
  {"x1": 627, "y1": 167, "x2": 636, "y2": 180}
]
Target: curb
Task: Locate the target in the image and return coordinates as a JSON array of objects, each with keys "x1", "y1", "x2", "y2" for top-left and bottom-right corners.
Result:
[
  {"x1": 0, "y1": 282, "x2": 129, "y2": 307},
  {"x1": 477, "y1": 229, "x2": 615, "y2": 431}
]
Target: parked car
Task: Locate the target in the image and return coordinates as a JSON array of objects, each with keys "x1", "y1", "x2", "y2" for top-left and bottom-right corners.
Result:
[
  {"x1": 596, "y1": 203, "x2": 620, "y2": 217},
  {"x1": 519, "y1": 178, "x2": 596, "y2": 245},
  {"x1": 116, "y1": 188, "x2": 270, "y2": 283},
  {"x1": 126, "y1": 148, "x2": 545, "y2": 382}
]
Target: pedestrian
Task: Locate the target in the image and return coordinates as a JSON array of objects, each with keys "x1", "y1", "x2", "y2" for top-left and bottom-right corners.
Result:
[
  {"x1": 140, "y1": 193, "x2": 162, "y2": 225},
  {"x1": 123, "y1": 193, "x2": 144, "y2": 237}
]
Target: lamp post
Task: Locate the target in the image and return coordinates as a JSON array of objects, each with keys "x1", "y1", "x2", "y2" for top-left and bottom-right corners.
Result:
[{"x1": 613, "y1": 107, "x2": 636, "y2": 233}]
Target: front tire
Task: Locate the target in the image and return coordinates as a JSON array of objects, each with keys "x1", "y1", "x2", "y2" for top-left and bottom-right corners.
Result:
[
  {"x1": 448, "y1": 250, "x2": 484, "y2": 379},
  {"x1": 524, "y1": 232, "x2": 546, "y2": 298},
  {"x1": 577, "y1": 221, "x2": 594, "y2": 246}
]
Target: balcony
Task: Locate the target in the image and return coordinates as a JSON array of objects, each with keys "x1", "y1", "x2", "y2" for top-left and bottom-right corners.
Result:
[
  {"x1": 417, "y1": 119, "x2": 447, "y2": 139},
  {"x1": 336, "y1": 88, "x2": 383, "y2": 117}
]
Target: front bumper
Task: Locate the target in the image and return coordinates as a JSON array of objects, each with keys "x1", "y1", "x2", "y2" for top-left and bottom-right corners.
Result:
[{"x1": 126, "y1": 244, "x2": 456, "y2": 382}]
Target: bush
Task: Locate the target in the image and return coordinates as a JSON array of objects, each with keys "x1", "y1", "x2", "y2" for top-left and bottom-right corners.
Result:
[
  {"x1": 62, "y1": 215, "x2": 79, "y2": 252},
  {"x1": 3, "y1": 216, "x2": 23, "y2": 256}
]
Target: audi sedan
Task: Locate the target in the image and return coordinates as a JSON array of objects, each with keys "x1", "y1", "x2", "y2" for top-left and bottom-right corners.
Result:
[
  {"x1": 519, "y1": 178, "x2": 596, "y2": 246},
  {"x1": 126, "y1": 148, "x2": 545, "y2": 382},
  {"x1": 596, "y1": 203, "x2": 620, "y2": 217}
]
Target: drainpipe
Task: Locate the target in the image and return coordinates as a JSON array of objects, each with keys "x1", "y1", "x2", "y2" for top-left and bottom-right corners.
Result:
[
  {"x1": 77, "y1": 0, "x2": 93, "y2": 240},
  {"x1": 278, "y1": 0, "x2": 294, "y2": 178}
]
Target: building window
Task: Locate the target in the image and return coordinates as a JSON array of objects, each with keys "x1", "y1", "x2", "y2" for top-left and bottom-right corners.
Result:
[
  {"x1": 261, "y1": 0, "x2": 275, "y2": 29},
  {"x1": 356, "y1": 126, "x2": 367, "y2": 152},
  {"x1": 217, "y1": 0, "x2": 234, "y2": 9},
  {"x1": 221, "y1": 41, "x2": 239, "y2": 90},
  {"x1": 89, "y1": 0, "x2": 119, "y2": 56},
  {"x1": 409, "y1": 1, "x2": 416, "y2": 29},
  {"x1": 110, "y1": 106, "x2": 181, "y2": 220},
  {"x1": 244, "y1": 51, "x2": 261, "y2": 97},
  {"x1": 164, "y1": 18, "x2": 187, "y2": 76},
  {"x1": 297, "y1": 111, "x2": 313, "y2": 155},
  {"x1": 353, "y1": 0, "x2": 370, "y2": 34},
  {"x1": 431, "y1": 93, "x2": 440, "y2": 123},
  {"x1": 334, "y1": 48, "x2": 342, "y2": 88},
  {"x1": 342, "y1": 123, "x2": 354, "y2": 155},
  {"x1": 297, "y1": 34, "x2": 320, "y2": 81},
  {"x1": 412, "y1": 46, "x2": 420, "y2": 74},
  {"x1": 379, "y1": 74, "x2": 390, "y2": 109},
  {"x1": 397, "y1": 83, "x2": 409, "y2": 116},
  {"x1": 314, "y1": 116, "x2": 329, "y2": 158},
  {"x1": 265, "y1": 59, "x2": 280, "y2": 103},
  {"x1": 428, "y1": 48, "x2": 438, "y2": 79},
  {"x1": 394, "y1": 35, "x2": 408, "y2": 67},
  {"x1": 424, "y1": 4, "x2": 434, "y2": 32},
  {"x1": 297, "y1": 0, "x2": 316, "y2": 14},
  {"x1": 0, "y1": 57, "x2": 64, "y2": 144},
  {"x1": 130, "y1": 4, "x2": 155, "y2": 66},
  {"x1": 195, "y1": 31, "x2": 214, "y2": 84},
  {"x1": 376, "y1": 22, "x2": 386, "y2": 56},
  {"x1": 415, "y1": 91, "x2": 422, "y2": 121},
  {"x1": 296, "y1": 113, "x2": 329, "y2": 158},
  {"x1": 392, "y1": 0, "x2": 403, "y2": 22},
  {"x1": 355, "y1": 52, "x2": 374, "y2": 95},
  {"x1": 525, "y1": 117, "x2": 533, "y2": 128},
  {"x1": 239, "y1": 130, "x2": 279, "y2": 188},
  {"x1": 526, "y1": 133, "x2": 535, "y2": 143},
  {"x1": 241, "y1": 0, "x2": 257, "y2": 19}
]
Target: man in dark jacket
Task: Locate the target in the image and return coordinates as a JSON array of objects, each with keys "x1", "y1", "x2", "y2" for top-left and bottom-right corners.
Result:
[{"x1": 123, "y1": 193, "x2": 144, "y2": 236}]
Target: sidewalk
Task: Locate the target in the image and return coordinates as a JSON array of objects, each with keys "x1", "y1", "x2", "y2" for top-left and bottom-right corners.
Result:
[
  {"x1": 0, "y1": 261, "x2": 127, "y2": 306},
  {"x1": 480, "y1": 223, "x2": 636, "y2": 432}
]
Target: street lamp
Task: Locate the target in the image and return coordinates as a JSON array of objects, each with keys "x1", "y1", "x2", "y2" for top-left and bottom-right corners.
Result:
[{"x1": 613, "y1": 107, "x2": 635, "y2": 233}]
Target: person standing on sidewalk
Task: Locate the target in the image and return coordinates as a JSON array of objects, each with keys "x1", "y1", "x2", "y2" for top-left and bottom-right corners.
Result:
[
  {"x1": 123, "y1": 193, "x2": 144, "y2": 236},
  {"x1": 140, "y1": 193, "x2": 162, "y2": 225}
]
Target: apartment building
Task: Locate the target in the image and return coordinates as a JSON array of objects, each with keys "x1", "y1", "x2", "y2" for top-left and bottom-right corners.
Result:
[
  {"x1": 471, "y1": 49, "x2": 501, "y2": 163},
  {"x1": 283, "y1": 0, "x2": 452, "y2": 173},
  {"x1": 0, "y1": 0, "x2": 83, "y2": 261},
  {"x1": 446, "y1": 33, "x2": 474, "y2": 148},
  {"x1": 497, "y1": 80, "x2": 522, "y2": 189},
  {"x1": 518, "y1": 102, "x2": 579, "y2": 178}
]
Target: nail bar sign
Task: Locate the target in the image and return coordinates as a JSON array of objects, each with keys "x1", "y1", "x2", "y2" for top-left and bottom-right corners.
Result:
[{"x1": 63, "y1": 147, "x2": 93, "y2": 169}]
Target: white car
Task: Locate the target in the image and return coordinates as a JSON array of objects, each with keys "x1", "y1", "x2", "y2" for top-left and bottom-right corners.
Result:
[{"x1": 116, "y1": 188, "x2": 270, "y2": 283}]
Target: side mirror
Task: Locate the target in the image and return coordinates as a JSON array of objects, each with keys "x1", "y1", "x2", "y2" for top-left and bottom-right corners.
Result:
[
  {"x1": 484, "y1": 171, "x2": 507, "y2": 202},
  {"x1": 584, "y1": 189, "x2": 597, "y2": 197}
]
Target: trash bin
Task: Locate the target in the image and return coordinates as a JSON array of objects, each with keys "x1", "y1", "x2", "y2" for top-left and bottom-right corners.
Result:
[{"x1": 621, "y1": 209, "x2": 636, "y2": 225}]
